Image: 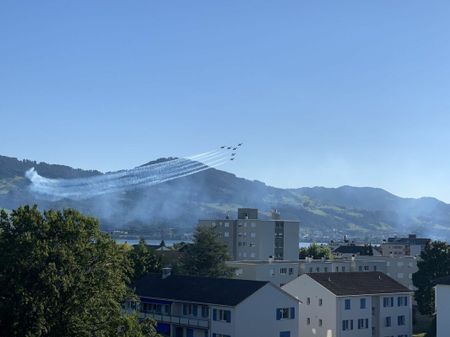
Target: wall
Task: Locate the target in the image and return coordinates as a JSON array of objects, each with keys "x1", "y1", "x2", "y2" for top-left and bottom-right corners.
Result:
[
  {"x1": 435, "y1": 284, "x2": 450, "y2": 337},
  {"x1": 234, "y1": 284, "x2": 299, "y2": 337}
]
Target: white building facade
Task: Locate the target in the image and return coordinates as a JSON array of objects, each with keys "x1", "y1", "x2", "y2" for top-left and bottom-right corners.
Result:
[
  {"x1": 282, "y1": 272, "x2": 412, "y2": 337},
  {"x1": 435, "y1": 276, "x2": 450, "y2": 337}
]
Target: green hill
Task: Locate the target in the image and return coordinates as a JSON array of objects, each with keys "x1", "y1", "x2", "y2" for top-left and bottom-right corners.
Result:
[{"x1": 1, "y1": 154, "x2": 449, "y2": 241}]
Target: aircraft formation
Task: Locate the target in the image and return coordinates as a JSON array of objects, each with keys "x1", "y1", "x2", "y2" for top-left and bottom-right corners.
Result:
[{"x1": 25, "y1": 143, "x2": 244, "y2": 200}]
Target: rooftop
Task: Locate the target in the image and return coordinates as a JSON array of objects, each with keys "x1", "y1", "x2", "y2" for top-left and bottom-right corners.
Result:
[
  {"x1": 307, "y1": 272, "x2": 411, "y2": 296},
  {"x1": 133, "y1": 273, "x2": 268, "y2": 306},
  {"x1": 434, "y1": 275, "x2": 450, "y2": 286},
  {"x1": 333, "y1": 245, "x2": 373, "y2": 256}
]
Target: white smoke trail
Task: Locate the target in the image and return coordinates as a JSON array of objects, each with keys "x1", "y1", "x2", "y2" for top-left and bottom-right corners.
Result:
[{"x1": 25, "y1": 146, "x2": 238, "y2": 200}]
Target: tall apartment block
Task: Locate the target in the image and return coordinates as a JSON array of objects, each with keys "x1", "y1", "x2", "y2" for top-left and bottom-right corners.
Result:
[{"x1": 198, "y1": 208, "x2": 299, "y2": 261}]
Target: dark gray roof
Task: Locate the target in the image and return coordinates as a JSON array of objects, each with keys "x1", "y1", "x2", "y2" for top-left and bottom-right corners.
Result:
[
  {"x1": 333, "y1": 245, "x2": 373, "y2": 256},
  {"x1": 133, "y1": 274, "x2": 268, "y2": 306},
  {"x1": 307, "y1": 272, "x2": 411, "y2": 296},
  {"x1": 434, "y1": 275, "x2": 450, "y2": 286}
]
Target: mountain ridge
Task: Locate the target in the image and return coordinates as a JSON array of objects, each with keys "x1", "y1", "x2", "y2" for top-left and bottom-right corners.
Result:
[{"x1": 1, "y1": 154, "x2": 449, "y2": 241}]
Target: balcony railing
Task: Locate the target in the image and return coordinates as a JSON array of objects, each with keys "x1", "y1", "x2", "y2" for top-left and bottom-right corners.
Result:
[{"x1": 139, "y1": 312, "x2": 209, "y2": 328}]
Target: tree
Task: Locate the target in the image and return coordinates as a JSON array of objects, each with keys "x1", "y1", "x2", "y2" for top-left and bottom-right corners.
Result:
[
  {"x1": 299, "y1": 242, "x2": 333, "y2": 260},
  {"x1": 129, "y1": 238, "x2": 162, "y2": 282},
  {"x1": 0, "y1": 205, "x2": 159, "y2": 337},
  {"x1": 413, "y1": 241, "x2": 450, "y2": 315},
  {"x1": 180, "y1": 225, "x2": 234, "y2": 278}
]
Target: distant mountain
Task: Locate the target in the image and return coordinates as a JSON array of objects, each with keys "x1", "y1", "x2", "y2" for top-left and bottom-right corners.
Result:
[{"x1": 1, "y1": 154, "x2": 449, "y2": 241}]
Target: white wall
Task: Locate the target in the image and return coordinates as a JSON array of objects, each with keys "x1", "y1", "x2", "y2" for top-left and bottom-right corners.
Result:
[
  {"x1": 235, "y1": 283, "x2": 299, "y2": 337},
  {"x1": 436, "y1": 284, "x2": 450, "y2": 337},
  {"x1": 283, "y1": 274, "x2": 337, "y2": 337}
]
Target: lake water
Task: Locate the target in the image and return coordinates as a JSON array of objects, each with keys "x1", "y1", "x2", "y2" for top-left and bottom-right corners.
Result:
[{"x1": 114, "y1": 238, "x2": 316, "y2": 248}]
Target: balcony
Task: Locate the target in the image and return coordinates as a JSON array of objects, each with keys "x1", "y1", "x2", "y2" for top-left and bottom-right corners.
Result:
[{"x1": 139, "y1": 312, "x2": 209, "y2": 329}]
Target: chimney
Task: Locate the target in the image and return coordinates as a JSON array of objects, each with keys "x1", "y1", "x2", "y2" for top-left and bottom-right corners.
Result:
[{"x1": 162, "y1": 267, "x2": 172, "y2": 279}]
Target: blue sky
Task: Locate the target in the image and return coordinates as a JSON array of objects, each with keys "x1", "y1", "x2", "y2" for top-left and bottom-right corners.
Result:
[{"x1": 1, "y1": 1, "x2": 450, "y2": 201}]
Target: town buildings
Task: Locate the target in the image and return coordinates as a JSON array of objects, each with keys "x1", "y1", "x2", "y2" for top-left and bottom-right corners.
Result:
[
  {"x1": 227, "y1": 255, "x2": 418, "y2": 290},
  {"x1": 199, "y1": 208, "x2": 299, "y2": 261},
  {"x1": 381, "y1": 234, "x2": 431, "y2": 257},
  {"x1": 129, "y1": 269, "x2": 299, "y2": 337},
  {"x1": 282, "y1": 272, "x2": 413, "y2": 337}
]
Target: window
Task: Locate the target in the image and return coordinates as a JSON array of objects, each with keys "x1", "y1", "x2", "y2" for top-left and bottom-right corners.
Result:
[
  {"x1": 345, "y1": 299, "x2": 351, "y2": 310},
  {"x1": 324, "y1": 267, "x2": 328, "y2": 272},
  {"x1": 187, "y1": 328, "x2": 193, "y2": 337},
  {"x1": 397, "y1": 315, "x2": 405, "y2": 326},
  {"x1": 319, "y1": 319, "x2": 323, "y2": 327},
  {"x1": 213, "y1": 309, "x2": 231, "y2": 323},
  {"x1": 319, "y1": 298, "x2": 323, "y2": 306},
  {"x1": 342, "y1": 320, "x2": 353, "y2": 331},
  {"x1": 360, "y1": 298, "x2": 366, "y2": 309},
  {"x1": 397, "y1": 296, "x2": 408, "y2": 306},
  {"x1": 342, "y1": 266, "x2": 346, "y2": 272},
  {"x1": 307, "y1": 297, "x2": 311, "y2": 305},
  {"x1": 251, "y1": 232, "x2": 256, "y2": 238},
  {"x1": 280, "y1": 268, "x2": 287, "y2": 274},
  {"x1": 385, "y1": 316, "x2": 392, "y2": 327},
  {"x1": 335, "y1": 266, "x2": 339, "y2": 272},
  {"x1": 309, "y1": 267, "x2": 313, "y2": 273},
  {"x1": 276, "y1": 307, "x2": 295, "y2": 320},
  {"x1": 358, "y1": 318, "x2": 369, "y2": 329},
  {"x1": 364, "y1": 265, "x2": 370, "y2": 271},
  {"x1": 201, "y1": 305, "x2": 209, "y2": 318},
  {"x1": 374, "y1": 266, "x2": 377, "y2": 271},
  {"x1": 316, "y1": 267, "x2": 320, "y2": 272},
  {"x1": 383, "y1": 297, "x2": 394, "y2": 307},
  {"x1": 288, "y1": 268, "x2": 294, "y2": 275},
  {"x1": 224, "y1": 232, "x2": 229, "y2": 237},
  {"x1": 359, "y1": 266, "x2": 363, "y2": 272},
  {"x1": 279, "y1": 332, "x2": 291, "y2": 337},
  {"x1": 307, "y1": 317, "x2": 311, "y2": 325},
  {"x1": 224, "y1": 222, "x2": 229, "y2": 227}
]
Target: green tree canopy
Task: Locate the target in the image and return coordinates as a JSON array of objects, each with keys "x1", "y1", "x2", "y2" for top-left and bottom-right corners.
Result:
[
  {"x1": 299, "y1": 242, "x2": 333, "y2": 260},
  {"x1": 128, "y1": 238, "x2": 162, "y2": 282},
  {"x1": 180, "y1": 225, "x2": 234, "y2": 278},
  {"x1": 0, "y1": 205, "x2": 158, "y2": 337},
  {"x1": 413, "y1": 241, "x2": 450, "y2": 315}
]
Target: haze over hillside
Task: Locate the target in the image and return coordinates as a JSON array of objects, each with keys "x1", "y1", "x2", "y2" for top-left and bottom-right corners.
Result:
[{"x1": 1, "y1": 154, "x2": 449, "y2": 241}]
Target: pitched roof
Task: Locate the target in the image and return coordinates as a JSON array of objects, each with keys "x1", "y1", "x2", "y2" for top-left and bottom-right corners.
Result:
[
  {"x1": 333, "y1": 245, "x2": 373, "y2": 256},
  {"x1": 133, "y1": 273, "x2": 268, "y2": 306},
  {"x1": 307, "y1": 272, "x2": 411, "y2": 296},
  {"x1": 434, "y1": 275, "x2": 450, "y2": 286}
]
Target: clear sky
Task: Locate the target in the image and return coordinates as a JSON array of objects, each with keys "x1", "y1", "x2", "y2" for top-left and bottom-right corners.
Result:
[{"x1": 1, "y1": 1, "x2": 450, "y2": 201}]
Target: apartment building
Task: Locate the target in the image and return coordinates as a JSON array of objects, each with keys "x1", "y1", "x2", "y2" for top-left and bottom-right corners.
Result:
[
  {"x1": 227, "y1": 259, "x2": 300, "y2": 287},
  {"x1": 199, "y1": 208, "x2": 299, "y2": 261},
  {"x1": 282, "y1": 272, "x2": 413, "y2": 337},
  {"x1": 435, "y1": 275, "x2": 450, "y2": 337},
  {"x1": 228, "y1": 255, "x2": 417, "y2": 291},
  {"x1": 129, "y1": 270, "x2": 299, "y2": 337},
  {"x1": 381, "y1": 234, "x2": 431, "y2": 257}
]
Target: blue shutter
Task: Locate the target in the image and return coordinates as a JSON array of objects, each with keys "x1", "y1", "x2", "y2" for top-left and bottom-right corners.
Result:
[
  {"x1": 213, "y1": 309, "x2": 217, "y2": 321},
  {"x1": 183, "y1": 304, "x2": 187, "y2": 315},
  {"x1": 193, "y1": 305, "x2": 198, "y2": 316},
  {"x1": 290, "y1": 307, "x2": 295, "y2": 319},
  {"x1": 405, "y1": 296, "x2": 408, "y2": 306},
  {"x1": 276, "y1": 308, "x2": 281, "y2": 320}
]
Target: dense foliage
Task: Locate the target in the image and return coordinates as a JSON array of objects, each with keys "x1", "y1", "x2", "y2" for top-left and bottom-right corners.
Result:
[
  {"x1": 0, "y1": 205, "x2": 158, "y2": 337},
  {"x1": 413, "y1": 241, "x2": 450, "y2": 315},
  {"x1": 128, "y1": 238, "x2": 162, "y2": 282},
  {"x1": 180, "y1": 225, "x2": 234, "y2": 278},
  {"x1": 299, "y1": 242, "x2": 333, "y2": 260}
]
